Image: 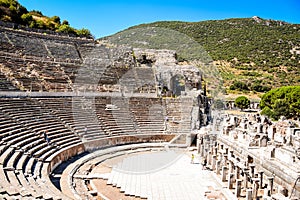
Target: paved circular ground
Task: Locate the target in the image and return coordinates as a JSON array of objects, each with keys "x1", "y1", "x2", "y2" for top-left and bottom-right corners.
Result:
[{"x1": 90, "y1": 150, "x2": 233, "y2": 200}]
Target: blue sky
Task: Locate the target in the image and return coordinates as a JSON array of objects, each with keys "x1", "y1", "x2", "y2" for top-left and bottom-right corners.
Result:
[{"x1": 19, "y1": 0, "x2": 300, "y2": 38}]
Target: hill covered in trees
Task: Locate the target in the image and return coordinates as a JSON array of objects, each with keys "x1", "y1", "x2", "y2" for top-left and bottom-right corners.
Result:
[
  {"x1": 0, "y1": 0, "x2": 92, "y2": 37},
  {"x1": 106, "y1": 17, "x2": 300, "y2": 94}
]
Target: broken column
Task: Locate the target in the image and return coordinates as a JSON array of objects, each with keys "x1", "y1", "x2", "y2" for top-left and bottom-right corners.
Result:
[
  {"x1": 197, "y1": 136, "x2": 201, "y2": 154},
  {"x1": 229, "y1": 150, "x2": 234, "y2": 159},
  {"x1": 200, "y1": 144, "x2": 205, "y2": 157},
  {"x1": 220, "y1": 144, "x2": 224, "y2": 151},
  {"x1": 219, "y1": 152, "x2": 224, "y2": 164},
  {"x1": 228, "y1": 173, "x2": 235, "y2": 189},
  {"x1": 222, "y1": 166, "x2": 228, "y2": 182},
  {"x1": 235, "y1": 179, "x2": 242, "y2": 197},
  {"x1": 267, "y1": 176, "x2": 274, "y2": 195},
  {"x1": 244, "y1": 168, "x2": 249, "y2": 189},
  {"x1": 213, "y1": 146, "x2": 218, "y2": 156},
  {"x1": 228, "y1": 160, "x2": 234, "y2": 173},
  {"x1": 223, "y1": 154, "x2": 228, "y2": 167},
  {"x1": 257, "y1": 123, "x2": 263, "y2": 133},
  {"x1": 252, "y1": 178, "x2": 260, "y2": 200},
  {"x1": 225, "y1": 147, "x2": 229, "y2": 155},
  {"x1": 210, "y1": 144, "x2": 214, "y2": 155},
  {"x1": 258, "y1": 170, "x2": 264, "y2": 189},
  {"x1": 246, "y1": 189, "x2": 253, "y2": 200},
  {"x1": 235, "y1": 165, "x2": 240, "y2": 180},
  {"x1": 249, "y1": 164, "x2": 255, "y2": 178},
  {"x1": 207, "y1": 151, "x2": 212, "y2": 167},
  {"x1": 216, "y1": 160, "x2": 221, "y2": 175},
  {"x1": 211, "y1": 155, "x2": 216, "y2": 171}
]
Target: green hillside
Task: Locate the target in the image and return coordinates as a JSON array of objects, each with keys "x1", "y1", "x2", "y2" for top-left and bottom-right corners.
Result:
[
  {"x1": 106, "y1": 17, "x2": 300, "y2": 94},
  {"x1": 0, "y1": 0, "x2": 92, "y2": 37}
]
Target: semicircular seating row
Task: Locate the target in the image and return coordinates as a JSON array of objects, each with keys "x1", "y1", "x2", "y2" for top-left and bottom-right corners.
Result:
[
  {"x1": 0, "y1": 96, "x2": 188, "y2": 199},
  {"x1": 0, "y1": 98, "x2": 83, "y2": 199},
  {"x1": 0, "y1": 26, "x2": 159, "y2": 94},
  {"x1": 62, "y1": 143, "x2": 168, "y2": 199}
]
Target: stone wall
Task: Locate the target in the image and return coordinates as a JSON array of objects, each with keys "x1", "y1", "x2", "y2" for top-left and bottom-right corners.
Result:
[{"x1": 46, "y1": 134, "x2": 176, "y2": 173}]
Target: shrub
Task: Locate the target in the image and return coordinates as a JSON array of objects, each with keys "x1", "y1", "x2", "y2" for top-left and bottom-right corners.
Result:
[
  {"x1": 76, "y1": 28, "x2": 92, "y2": 37},
  {"x1": 230, "y1": 81, "x2": 249, "y2": 91},
  {"x1": 21, "y1": 13, "x2": 33, "y2": 24},
  {"x1": 235, "y1": 96, "x2": 250, "y2": 110},
  {"x1": 251, "y1": 84, "x2": 271, "y2": 92},
  {"x1": 57, "y1": 24, "x2": 76, "y2": 35},
  {"x1": 35, "y1": 20, "x2": 46, "y2": 29}
]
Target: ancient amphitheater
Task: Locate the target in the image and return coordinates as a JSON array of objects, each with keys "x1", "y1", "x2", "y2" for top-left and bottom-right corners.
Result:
[{"x1": 0, "y1": 22, "x2": 299, "y2": 200}]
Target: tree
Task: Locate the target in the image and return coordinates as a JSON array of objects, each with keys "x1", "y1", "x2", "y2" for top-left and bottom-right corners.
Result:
[
  {"x1": 21, "y1": 13, "x2": 33, "y2": 24},
  {"x1": 51, "y1": 16, "x2": 60, "y2": 24},
  {"x1": 259, "y1": 86, "x2": 300, "y2": 120},
  {"x1": 30, "y1": 10, "x2": 43, "y2": 16},
  {"x1": 235, "y1": 96, "x2": 250, "y2": 110},
  {"x1": 261, "y1": 107, "x2": 274, "y2": 119},
  {"x1": 62, "y1": 20, "x2": 69, "y2": 25},
  {"x1": 57, "y1": 24, "x2": 76, "y2": 35},
  {"x1": 76, "y1": 28, "x2": 92, "y2": 38}
]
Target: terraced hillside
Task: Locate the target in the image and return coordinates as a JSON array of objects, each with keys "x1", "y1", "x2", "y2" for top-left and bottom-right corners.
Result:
[{"x1": 106, "y1": 17, "x2": 300, "y2": 93}]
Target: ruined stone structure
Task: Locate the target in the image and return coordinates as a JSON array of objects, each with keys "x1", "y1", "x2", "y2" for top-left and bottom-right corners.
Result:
[
  {"x1": 3, "y1": 21, "x2": 298, "y2": 200},
  {"x1": 224, "y1": 100, "x2": 260, "y2": 110},
  {"x1": 0, "y1": 23, "x2": 212, "y2": 199},
  {"x1": 132, "y1": 48, "x2": 202, "y2": 96},
  {"x1": 0, "y1": 23, "x2": 203, "y2": 96},
  {"x1": 198, "y1": 113, "x2": 300, "y2": 199}
]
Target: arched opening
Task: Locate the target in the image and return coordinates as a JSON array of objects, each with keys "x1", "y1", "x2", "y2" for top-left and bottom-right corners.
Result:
[
  {"x1": 170, "y1": 74, "x2": 185, "y2": 97},
  {"x1": 190, "y1": 133, "x2": 197, "y2": 146}
]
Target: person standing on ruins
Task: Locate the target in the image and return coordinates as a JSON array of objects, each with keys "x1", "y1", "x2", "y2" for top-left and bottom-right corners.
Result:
[
  {"x1": 191, "y1": 154, "x2": 195, "y2": 164},
  {"x1": 43, "y1": 130, "x2": 51, "y2": 145},
  {"x1": 84, "y1": 126, "x2": 88, "y2": 135}
]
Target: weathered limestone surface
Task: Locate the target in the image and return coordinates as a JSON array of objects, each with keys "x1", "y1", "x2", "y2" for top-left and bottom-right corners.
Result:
[
  {"x1": 197, "y1": 113, "x2": 300, "y2": 199},
  {"x1": 0, "y1": 25, "x2": 203, "y2": 97}
]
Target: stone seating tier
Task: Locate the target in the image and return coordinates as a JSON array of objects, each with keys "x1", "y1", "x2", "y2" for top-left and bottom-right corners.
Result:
[
  {"x1": 0, "y1": 26, "x2": 163, "y2": 93},
  {"x1": 0, "y1": 95, "x2": 191, "y2": 198}
]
